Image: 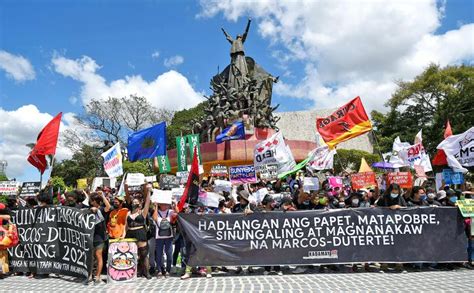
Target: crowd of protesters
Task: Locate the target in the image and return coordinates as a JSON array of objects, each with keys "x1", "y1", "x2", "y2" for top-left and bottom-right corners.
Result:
[{"x1": 0, "y1": 169, "x2": 473, "y2": 283}]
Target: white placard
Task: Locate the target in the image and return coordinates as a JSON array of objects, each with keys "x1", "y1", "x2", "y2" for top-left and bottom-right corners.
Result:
[
  {"x1": 303, "y1": 177, "x2": 320, "y2": 192},
  {"x1": 171, "y1": 187, "x2": 185, "y2": 201},
  {"x1": 214, "y1": 180, "x2": 232, "y2": 193},
  {"x1": 205, "y1": 192, "x2": 221, "y2": 208},
  {"x1": 145, "y1": 175, "x2": 157, "y2": 183},
  {"x1": 252, "y1": 188, "x2": 269, "y2": 203},
  {"x1": 126, "y1": 173, "x2": 145, "y2": 186},
  {"x1": 151, "y1": 189, "x2": 172, "y2": 204},
  {"x1": 187, "y1": 164, "x2": 204, "y2": 175}
]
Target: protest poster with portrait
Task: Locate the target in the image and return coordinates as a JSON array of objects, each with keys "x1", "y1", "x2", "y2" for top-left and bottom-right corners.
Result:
[{"x1": 107, "y1": 239, "x2": 138, "y2": 283}]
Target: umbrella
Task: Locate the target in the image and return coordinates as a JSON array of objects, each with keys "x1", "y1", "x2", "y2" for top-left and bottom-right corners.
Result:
[{"x1": 371, "y1": 161, "x2": 394, "y2": 169}]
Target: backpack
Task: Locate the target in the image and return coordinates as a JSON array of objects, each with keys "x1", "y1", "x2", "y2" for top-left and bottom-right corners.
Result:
[
  {"x1": 146, "y1": 215, "x2": 156, "y2": 240},
  {"x1": 158, "y1": 210, "x2": 172, "y2": 237}
]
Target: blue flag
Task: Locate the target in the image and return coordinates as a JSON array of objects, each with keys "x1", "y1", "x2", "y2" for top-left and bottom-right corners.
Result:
[
  {"x1": 215, "y1": 121, "x2": 245, "y2": 144},
  {"x1": 127, "y1": 122, "x2": 167, "y2": 162}
]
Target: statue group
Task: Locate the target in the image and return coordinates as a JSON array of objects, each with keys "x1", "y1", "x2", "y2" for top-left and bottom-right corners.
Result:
[{"x1": 192, "y1": 18, "x2": 281, "y2": 142}]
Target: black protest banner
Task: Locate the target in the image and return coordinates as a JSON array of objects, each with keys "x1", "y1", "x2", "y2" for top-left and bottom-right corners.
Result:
[
  {"x1": 179, "y1": 207, "x2": 467, "y2": 266},
  {"x1": 20, "y1": 182, "x2": 41, "y2": 197},
  {"x1": 159, "y1": 175, "x2": 180, "y2": 190},
  {"x1": 8, "y1": 206, "x2": 96, "y2": 278}
]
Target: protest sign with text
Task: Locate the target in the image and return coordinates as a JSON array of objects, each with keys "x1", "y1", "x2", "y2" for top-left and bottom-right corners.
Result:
[
  {"x1": 351, "y1": 172, "x2": 376, "y2": 189},
  {"x1": 20, "y1": 182, "x2": 41, "y2": 197},
  {"x1": 0, "y1": 181, "x2": 19, "y2": 196},
  {"x1": 229, "y1": 165, "x2": 257, "y2": 185},
  {"x1": 387, "y1": 172, "x2": 413, "y2": 189},
  {"x1": 179, "y1": 207, "x2": 467, "y2": 266},
  {"x1": 9, "y1": 206, "x2": 96, "y2": 278}
]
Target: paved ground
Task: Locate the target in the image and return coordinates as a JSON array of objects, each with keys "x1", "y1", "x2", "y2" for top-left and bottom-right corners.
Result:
[{"x1": 1, "y1": 265, "x2": 473, "y2": 292}]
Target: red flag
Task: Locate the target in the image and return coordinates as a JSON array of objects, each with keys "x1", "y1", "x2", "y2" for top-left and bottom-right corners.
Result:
[
  {"x1": 444, "y1": 120, "x2": 452, "y2": 139},
  {"x1": 432, "y1": 121, "x2": 453, "y2": 166},
  {"x1": 316, "y1": 96, "x2": 372, "y2": 148},
  {"x1": 27, "y1": 112, "x2": 62, "y2": 174},
  {"x1": 177, "y1": 147, "x2": 200, "y2": 212}
]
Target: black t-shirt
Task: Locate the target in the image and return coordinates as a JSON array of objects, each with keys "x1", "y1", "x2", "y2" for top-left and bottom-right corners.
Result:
[
  {"x1": 377, "y1": 194, "x2": 407, "y2": 207},
  {"x1": 93, "y1": 207, "x2": 109, "y2": 244}
]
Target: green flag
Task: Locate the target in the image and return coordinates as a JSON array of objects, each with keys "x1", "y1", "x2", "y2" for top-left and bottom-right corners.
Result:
[
  {"x1": 277, "y1": 156, "x2": 311, "y2": 179},
  {"x1": 157, "y1": 155, "x2": 171, "y2": 173},
  {"x1": 176, "y1": 136, "x2": 188, "y2": 172},
  {"x1": 187, "y1": 134, "x2": 201, "y2": 165}
]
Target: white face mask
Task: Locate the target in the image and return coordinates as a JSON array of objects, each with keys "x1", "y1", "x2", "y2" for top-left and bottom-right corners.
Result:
[
  {"x1": 352, "y1": 198, "x2": 359, "y2": 205},
  {"x1": 427, "y1": 193, "x2": 435, "y2": 199}
]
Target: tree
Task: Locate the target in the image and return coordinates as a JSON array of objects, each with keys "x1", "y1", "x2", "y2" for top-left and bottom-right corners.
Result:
[
  {"x1": 333, "y1": 149, "x2": 381, "y2": 174},
  {"x1": 52, "y1": 145, "x2": 104, "y2": 186},
  {"x1": 167, "y1": 101, "x2": 208, "y2": 149},
  {"x1": 122, "y1": 160, "x2": 154, "y2": 176},
  {"x1": 372, "y1": 64, "x2": 474, "y2": 155},
  {"x1": 49, "y1": 176, "x2": 70, "y2": 193},
  {"x1": 0, "y1": 172, "x2": 8, "y2": 181},
  {"x1": 64, "y1": 95, "x2": 176, "y2": 150}
]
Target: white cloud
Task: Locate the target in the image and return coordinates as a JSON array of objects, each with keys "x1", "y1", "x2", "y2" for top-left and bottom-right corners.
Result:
[
  {"x1": 151, "y1": 51, "x2": 160, "y2": 59},
  {"x1": 0, "y1": 105, "x2": 74, "y2": 178},
  {"x1": 69, "y1": 96, "x2": 78, "y2": 105},
  {"x1": 51, "y1": 55, "x2": 203, "y2": 110},
  {"x1": 0, "y1": 50, "x2": 36, "y2": 82},
  {"x1": 163, "y1": 55, "x2": 184, "y2": 68},
  {"x1": 199, "y1": 0, "x2": 474, "y2": 112}
]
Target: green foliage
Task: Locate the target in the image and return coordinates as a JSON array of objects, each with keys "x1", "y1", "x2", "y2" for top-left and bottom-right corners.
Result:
[
  {"x1": 167, "y1": 101, "x2": 208, "y2": 149},
  {"x1": 52, "y1": 144, "x2": 104, "y2": 186},
  {"x1": 0, "y1": 172, "x2": 8, "y2": 181},
  {"x1": 372, "y1": 64, "x2": 474, "y2": 156},
  {"x1": 49, "y1": 176, "x2": 70, "y2": 193},
  {"x1": 334, "y1": 149, "x2": 381, "y2": 174},
  {"x1": 0, "y1": 194, "x2": 7, "y2": 204},
  {"x1": 122, "y1": 160, "x2": 155, "y2": 176}
]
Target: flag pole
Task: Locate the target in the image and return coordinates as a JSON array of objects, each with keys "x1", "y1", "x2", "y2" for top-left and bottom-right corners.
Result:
[{"x1": 371, "y1": 130, "x2": 385, "y2": 163}]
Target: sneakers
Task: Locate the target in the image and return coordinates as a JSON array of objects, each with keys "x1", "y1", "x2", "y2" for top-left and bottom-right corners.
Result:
[
  {"x1": 235, "y1": 267, "x2": 243, "y2": 274},
  {"x1": 293, "y1": 267, "x2": 307, "y2": 274},
  {"x1": 181, "y1": 273, "x2": 191, "y2": 280},
  {"x1": 263, "y1": 271, "x2": 270, "y2": 275},
  {"x1": 206, "y1": 274, "x2": 212, "y2": 278},
  {"x1": 156, "y1": 272, "x2": 163, "y2": 279},
  {"x1": 93, "y1": 278, "x2": 102, "y2": 285},
  {"x1": 247, "y1": 267, "x2": 254, "y2": 274},
  {"x1": 277, "y1": 271, "x2": 283, "y2": 276},
  {"x1": 198, "y1": 269, "x2": 207, "y2": 276}
]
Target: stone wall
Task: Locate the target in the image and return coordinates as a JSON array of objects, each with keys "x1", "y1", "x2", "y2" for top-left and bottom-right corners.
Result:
[{"x1": 275, "y1": 110, "x2": 374, "y2": 153}]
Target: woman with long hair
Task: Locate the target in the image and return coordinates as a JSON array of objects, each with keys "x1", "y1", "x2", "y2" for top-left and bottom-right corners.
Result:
[{"x1": 125, "y1": 184, "x2": 152, "y2": 279}]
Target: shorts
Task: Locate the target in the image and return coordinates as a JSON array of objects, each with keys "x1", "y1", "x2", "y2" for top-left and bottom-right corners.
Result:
[{"x1": 94, "y1": 242, "x2": 105, "y2": 250}]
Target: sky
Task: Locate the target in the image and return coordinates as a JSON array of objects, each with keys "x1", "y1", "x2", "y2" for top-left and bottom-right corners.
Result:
[{"x1": 0, "y1": 0, "x2": 473, "y2": 182}]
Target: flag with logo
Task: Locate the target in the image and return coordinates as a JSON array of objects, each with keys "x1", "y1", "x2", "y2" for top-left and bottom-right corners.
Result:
[
  {"x1": 216, "y1": 121, "x2": 245, "y2": 144},
  {"x1": 27, "y1": 112, "x2": 62, "y2": 174},
  {"x1": 316, "y1": 96, "x2": 372, "y2": 149},
  {"x1": 101, "y1": 142, "x2": 123, "y2": 178},
  {"x1": 176, "y1": 136, "x2": 188, "y2": 172},
  {"x1": 127, "y1": 122, "x2": 167, "y2": 162},
  {"x1": 253, "y1": 132, "x2": 296, "y2": 174},
  {"x1": 306, "y1": 145, "x2": 336, "y2": 171},
  {"x1": 177, "y1": 147, "x2": 200, "y2": 212},
  {"x1": 391, "y1": 130, "x2": 432, "y2": 172},
  {"x1": 187, "y1": 134, "x2": 202, "y2": 164},
  {"x1": 437, "y1": 126, "x2": 474, "y2": 173},
  {"x1": 156, "y1": 155, "x2": 171, "y2": 173}
]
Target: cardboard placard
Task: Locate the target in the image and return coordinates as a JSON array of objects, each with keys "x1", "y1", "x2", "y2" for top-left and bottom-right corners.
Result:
[
  {"x1": 387, "y1": 172, "x2": 413, "y2": 189},
  {"x1": 213, "y1": 180, "x2": 232, "y2": 193},
  {"x1": 303, "y1": 177, "x2": 320, "y2": 192},
  {"x1": 126, "y1": 173, "x2": 145, "y2": 186},
  {"x1": 151, "y1": 189, "x2": 173, "y2": 204}
]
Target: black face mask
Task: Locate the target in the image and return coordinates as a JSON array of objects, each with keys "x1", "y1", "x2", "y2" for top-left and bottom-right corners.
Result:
[
  {"x1": 132, "y1": 204, "x2": 140, "y2": 210},
  {"x1": 113, "y1": 202, "x2": 120, "y2": 208}
]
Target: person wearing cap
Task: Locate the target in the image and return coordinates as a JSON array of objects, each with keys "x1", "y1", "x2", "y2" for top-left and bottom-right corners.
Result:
[
  {"x1": 0, "y1": 203, "x2": 11, "y2": 279},
  {"x1": 437, "y1": 190, "x2": 448, "y2": 206},
  {"x1": 232, "y1": 190, "x2": 256, "y2": 213}
]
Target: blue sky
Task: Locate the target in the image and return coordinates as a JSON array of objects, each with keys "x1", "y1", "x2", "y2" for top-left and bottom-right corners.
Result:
[{"x1": 1, "y1": 0, "x2": 473, "y2": 181}]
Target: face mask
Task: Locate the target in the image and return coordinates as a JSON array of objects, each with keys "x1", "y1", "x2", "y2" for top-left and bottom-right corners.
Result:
[
  {"x1": 449, "y1": 196, "x2": 457, "y2": 203},
  {"x1": 113, "y1": 202, "x2": 120, "y2": 208},
  {"x1": 338, "y1": 202, "x2": 345, "y2": 208},
  {"x1": 390, "y1": 193, "x2": 398, "y2": 199},
  {"x1": 67, "y1": 201, "x2": 76, "y2": 207},
  {"x1": 352, "y1": 199, "x2": 359, "y2": 206},
  {"x1": 427, "y1": 193, "x2": 435, "y2": 199},
  {"x1": 319, "y1": 198, "x2": 328, "y2": 205},
  {"x1": 293, "y1": 185, "x2": 299, "y2": 189},
  {"x1": 420, "y1": 195, "x2": 427, "y2": 201},
  {"x1": 132, "y1": 204, "x2": 140, "y2": 210}
]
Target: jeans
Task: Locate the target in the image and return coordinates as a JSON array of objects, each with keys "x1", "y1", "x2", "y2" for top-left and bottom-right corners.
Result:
[
  {"x1": 148, "y1": 238, "x2": 156, "y2": 270},
  {"x1": 156, "y1": 238, "x2": 173, "y2": 273}
]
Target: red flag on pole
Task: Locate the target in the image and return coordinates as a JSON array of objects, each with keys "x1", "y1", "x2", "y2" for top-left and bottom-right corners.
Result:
[
  {"x1": 27, "y1": 112, "x2": 62, "y2": 174},
  {"x1": 432, "y1": 120, "x2": 453, "y2": 166},
  {"x1": 177, "y1": 147, "x2": 200, "y2": 212}
]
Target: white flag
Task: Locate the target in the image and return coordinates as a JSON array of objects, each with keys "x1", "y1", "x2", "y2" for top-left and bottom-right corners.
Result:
[
  {"x1": 101, "y1": 142, "x2": 123, "y2": 178},
  {"x1": 388, "y1": 137, "x2": 410, "y2": 168},
  {"x1": 389, "y1": 135, "x2": 432, "y2": 172},
  {"x1": 437, "y1": 126, "x2": 474, "y2": 173},
  {"x1": 306, "y1": 145, "x2": 336, "y2": 171},
  {"x1": 254, "y1": 132, "x2": 296, "y2": 174}
]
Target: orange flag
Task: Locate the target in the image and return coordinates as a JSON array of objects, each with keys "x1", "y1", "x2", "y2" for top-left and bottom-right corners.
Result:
[{"x1": 316, "y1": 96, "x2": 372, "y2": 148}]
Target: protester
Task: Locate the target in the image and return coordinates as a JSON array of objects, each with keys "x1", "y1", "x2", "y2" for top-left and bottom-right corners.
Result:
[
  {"x1": 376, "y1": 183, "x2": 407, "y2": 209},
  {"x1": 125, "y1": 184, "x2": 152, "y2": 279},
  {"x1": 407, "y1": 186, "x2": 428, "y2": 207},
  {"x1": 84, "y1": 192, "x2": 111, "y2": 285},
  {"x1": 0, "y1": 203, "x2": 11, "y2": 279},
  {"x1": 152, "y1": 201, "x2": 176, "y2": 278},
  {"x1": 107, "y1": 196, "x2": 129, "y2": 239}
]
